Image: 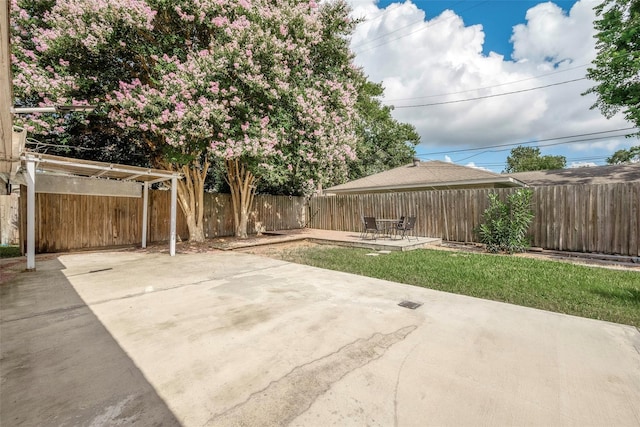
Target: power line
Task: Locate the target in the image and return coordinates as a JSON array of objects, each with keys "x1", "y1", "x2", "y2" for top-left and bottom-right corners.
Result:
[
  {"x1": 383, "y1": 63, "x2": 589, "y2": 102},
  {"x1": 452, "y1": 133, "x2": 636, "y2": 162},
  {"x1": 26, "y1": 139, "x2": 93, "y2": 151},
  {"x1": 356, "y1": 3, "x2": 403, "y2": 25},
  {"x1": 393, "y1": 78, "x2": 587, "y2": 108},
  {"x1": 352, "y1": 17, "x2": 425, "y2": 49},
  {"x1": 416, "y1": 127, "x2": 639, "y2": 157},
  {"x1": 352, "y1": 1, "x2": 466, "y2": 49},
  {"x1": 472, "y1": 155, "x2": 611, "y2": 167}
]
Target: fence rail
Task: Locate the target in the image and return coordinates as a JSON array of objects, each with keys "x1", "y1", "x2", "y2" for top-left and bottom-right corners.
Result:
[
  {"x1": 19, "y1": 189, "x2": 305, "y2": 253},
  {"x1": 309, "y1": 183, "x2": 640, "y2": 256},
  {"x1": 15, "y1": 183, "x2": 640, "y2": 256}
]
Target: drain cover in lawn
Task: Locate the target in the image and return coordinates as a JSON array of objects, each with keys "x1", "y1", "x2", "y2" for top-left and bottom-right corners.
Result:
[{"x1": 398, "y1": 301, "x2": 422, "y2": 310}]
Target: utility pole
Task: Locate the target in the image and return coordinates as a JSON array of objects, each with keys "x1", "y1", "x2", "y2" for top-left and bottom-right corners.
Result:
[{"x1": 1, "y1": 0, "x2": 14, "y2": 187}]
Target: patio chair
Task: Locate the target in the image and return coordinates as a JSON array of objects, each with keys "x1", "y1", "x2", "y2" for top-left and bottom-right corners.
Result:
[
  {"x1": 359, "y1": 215, "x2": 368, "y2": 239},
  {"x1": 397, "y1": 216, "x2": 417, "y2": 241},
  {"x1": 392, "y1": 216, "x2": 405, "y2": 239},
  {"x1": 362, "y1": 216, "x2": 379, "y2": 240}
]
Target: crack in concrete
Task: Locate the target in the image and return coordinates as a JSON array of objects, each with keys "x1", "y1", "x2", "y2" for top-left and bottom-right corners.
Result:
[
  {"x1": 206, "y1": 325, "x2": 417, "y2": 427},
  {"x1": 1, "y1": 304, "x2": 88, "y2": 324},
  {"x1": 394, "y1": 342, "x2": 420, "y2": 427}
]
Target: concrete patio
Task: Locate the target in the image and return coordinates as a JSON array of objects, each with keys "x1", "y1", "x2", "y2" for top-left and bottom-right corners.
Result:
[
  {"x1": 212, "y1": 228, "x2": 442, "y2": 252},
  {"x1": 2, "y1": 251, "x2": 639, "y2": 426}
]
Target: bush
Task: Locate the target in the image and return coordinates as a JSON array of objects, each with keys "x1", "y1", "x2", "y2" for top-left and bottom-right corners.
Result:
[
  {"x1": 477, "y1": 189, "x2": 534, "y2": 254},
  {"x1": 0, "y1": 246, "x2": 21, "y2": 258}
]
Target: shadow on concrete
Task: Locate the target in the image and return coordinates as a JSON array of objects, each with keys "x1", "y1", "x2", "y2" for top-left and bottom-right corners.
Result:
[{"x1": 0, "y1": 257, "x2": 181, "y2": 426}]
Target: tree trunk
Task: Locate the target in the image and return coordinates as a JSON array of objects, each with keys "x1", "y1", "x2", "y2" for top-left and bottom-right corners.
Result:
[
  {"x1": 225, "y1": 158, "x2": 256, "y2": 239},
  {"x1": 158, "y1": 158, "x2": 209, "y2": 242}
]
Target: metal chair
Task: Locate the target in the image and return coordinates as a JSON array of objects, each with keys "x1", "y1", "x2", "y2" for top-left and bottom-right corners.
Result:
[
  {"x1": 392, "y1": 216, "x2": 405, "y2": 239},
  {"x1": 359, "y1": 215, "x2": 367, "y2": 239},
  {"x1": 397, "y1": 216, "x2": 417, "y2": 241},
  {"x1": 362, "y1": 216, "x2": 379, "y2": 240}
]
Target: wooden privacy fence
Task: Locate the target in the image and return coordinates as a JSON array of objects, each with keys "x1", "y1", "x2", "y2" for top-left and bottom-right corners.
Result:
[
  {"x1": 308, "y1": 183, "x2": 640, "y2": 256},
  {"x1": 20, "y1": 188, "x2": 305, "y2": 253},
  {"x1": 0, "y1": 194, "x2": 19, "y2": 245}
]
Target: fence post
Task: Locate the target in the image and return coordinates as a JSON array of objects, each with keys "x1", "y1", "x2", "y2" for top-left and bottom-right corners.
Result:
[
  {"x1": 169, "y1": 177, "x2": 177, "y2": 256},
  {"x1": 142, "y1": 182, "x2": 148, "y2": 248}
]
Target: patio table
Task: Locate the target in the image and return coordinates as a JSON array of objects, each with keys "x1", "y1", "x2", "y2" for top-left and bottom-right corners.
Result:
[{"x1": 375, "y1": 219, "x2": 400, "y2": 237}]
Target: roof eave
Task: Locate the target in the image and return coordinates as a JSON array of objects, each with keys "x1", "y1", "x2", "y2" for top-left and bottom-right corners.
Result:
[{"x1": 327, "y1": 176, "x2": 527, "y2": 194}]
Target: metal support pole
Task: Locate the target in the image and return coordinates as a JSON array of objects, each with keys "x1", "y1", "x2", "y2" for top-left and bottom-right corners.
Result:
[
  {"x1": 169, "y1": 176, "x2": 177, "y2": 256},
  {"x1": 142, "y1": 182, "x2": 148, "y2": 248},
  {"x1": 25, "y1": 159, "x2": 35, "y2": 270}
]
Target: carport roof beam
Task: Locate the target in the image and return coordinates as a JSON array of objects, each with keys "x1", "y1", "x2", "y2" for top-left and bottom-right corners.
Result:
[
  {"x1": 20, "y1": 152, "x2": 183, "y2": 270},
  {"x1": 22, "y1": 153, "x2": 180, "y2": 183}
]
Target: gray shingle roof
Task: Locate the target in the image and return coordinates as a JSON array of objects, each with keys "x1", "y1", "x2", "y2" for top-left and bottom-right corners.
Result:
[
  {"x1": 327, "y1": 160, "x2": 524, "y2": 194},
  {"x1": 506, "y1": 162, "x2": 640, "y2": 186}
]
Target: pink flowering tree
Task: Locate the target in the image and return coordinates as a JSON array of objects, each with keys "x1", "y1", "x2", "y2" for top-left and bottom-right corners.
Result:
[{"x1": 11, "y1": 0, "x2": 362, "y2": 239}]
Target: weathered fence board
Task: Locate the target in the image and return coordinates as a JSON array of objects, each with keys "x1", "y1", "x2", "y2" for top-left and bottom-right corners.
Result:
[
  {"x1": 20, "y1": 189, "x2": 305, "y2": 253},
  {"x1": 309, "y1": 183, "x2": 640, "y2": 256},
  {"x1": 16, "y1": 182, "x2": 639, "y2": 256},
  {"x1": 0, "y1": 194, "x2": 19, "y2": 245}
]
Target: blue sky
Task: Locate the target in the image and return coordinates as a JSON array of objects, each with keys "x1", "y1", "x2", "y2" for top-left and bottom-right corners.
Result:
[
  {"x1": 408, "y1": 0, "x2": 578, "y2": 56},
  {"x1": 349, "y1": 0, "x2": 639, "y2": 172}
]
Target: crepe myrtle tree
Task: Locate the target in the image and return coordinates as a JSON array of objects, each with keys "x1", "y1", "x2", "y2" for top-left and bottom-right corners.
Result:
[
  {"x1": 585, "y1": 0, "x2": 640, "y2": 132},
  {"x1": 11, "y1": 0, "x2": 361, "y2": 240}
]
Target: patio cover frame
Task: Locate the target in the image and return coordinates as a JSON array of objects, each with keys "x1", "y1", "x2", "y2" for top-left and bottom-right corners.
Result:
[{"x1": 20, "y1": 152, "x2": 182, "y2": 270}]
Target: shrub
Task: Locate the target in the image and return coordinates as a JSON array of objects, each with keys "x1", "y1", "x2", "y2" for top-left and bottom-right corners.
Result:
[
  {"x1": 0, "y1": 246, "x2": 21, "y2": 258},
  {"x1": 477, "y1": 189, "x2": 534, "y2": 254}
]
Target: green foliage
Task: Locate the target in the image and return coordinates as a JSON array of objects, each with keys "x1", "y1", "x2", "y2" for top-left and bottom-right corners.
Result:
[
  {"x1": 0, "y1": 246, "x2": 21, "y2": 258},
  {"x1": 504, "y1": 146, "x2": 566, "y2": 173},
  {"x1": 348, "y1": 80, "x2": 420, "y2": 180},
  {"x1": 606, "y1": 145, "x2": 640, "y2": 164},
  {"x1": 477, "y1": 189, "x2": 534, "y2": 254},
  {"x1": 584, "y1": 0, "x2": 640, "y2": 131}
]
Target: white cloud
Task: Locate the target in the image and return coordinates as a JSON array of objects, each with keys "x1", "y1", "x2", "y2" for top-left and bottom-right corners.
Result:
[
  {"x1": 444, "y1": 155, "x2": 452, "y2": 163},
  {"x1": 348, "y1": 0, "x2": 635, "y2": 157},
  {"x1": 569, "y1": 162, "x2": 598, "y2": 168},
  {"x1": 567, "y1": 138, "x2": 636, "y2": 153},
  {"x1": 511, "y1": 1, "x2": 597, "y2": 65},
  {"x1": 465, "y1": 162, "x2": 493, "y2": 172}
]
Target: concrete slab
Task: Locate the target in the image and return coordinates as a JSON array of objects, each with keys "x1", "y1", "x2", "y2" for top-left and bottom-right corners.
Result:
[
  {"x1": 2, "y1": 251, "x2": 640, "y2": 426},
  {"x1": 0, "y1": 257, "x2": 180, "y2": 426},
  {"x1": 231, "y1": 228, "x2": 442, "y2": 252}
]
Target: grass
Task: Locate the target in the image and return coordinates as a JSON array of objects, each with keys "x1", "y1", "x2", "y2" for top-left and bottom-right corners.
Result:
[
  {"x1": 0, "y1": 246, "x2": 21, "y2": 258},
  {"x1": 278, "y1": 246, "x2": 640, "y2": 327}
]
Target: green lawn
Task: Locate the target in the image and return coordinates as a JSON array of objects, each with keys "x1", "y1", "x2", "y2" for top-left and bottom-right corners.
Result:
[{"x1": 278, "y1": 246, "x2": 640, "y2": 327}]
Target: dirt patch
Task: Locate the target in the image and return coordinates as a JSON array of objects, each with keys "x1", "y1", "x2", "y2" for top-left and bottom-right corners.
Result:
[
  {"x1": 0, "y1": 253, "x2": 60, "y2": 284},
  {"x1": 237, "y1": 240, "x2": 321, "y2": 259},
  {"x1": 2, "y1": 235, "x2": 637, "y2": 273},
  {"x1": 436, "y1": 242, "x2": 640, "y2": 272},
  {"x1": 239, "y1": 239, "x2": 640, "y2": 272}
]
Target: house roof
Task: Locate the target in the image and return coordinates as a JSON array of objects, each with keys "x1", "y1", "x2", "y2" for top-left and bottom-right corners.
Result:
[
  {"x1": 326, "y1": 160, "x2": 526, "y2": 194},
  {"x1": 506, "y1": 162, "x2": 640, "y2": 186}
]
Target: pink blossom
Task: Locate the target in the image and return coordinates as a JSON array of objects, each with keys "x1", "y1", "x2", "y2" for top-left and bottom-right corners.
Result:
[{"x1": 11, "y1": 0, "x2": 361, "y2": 196}]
